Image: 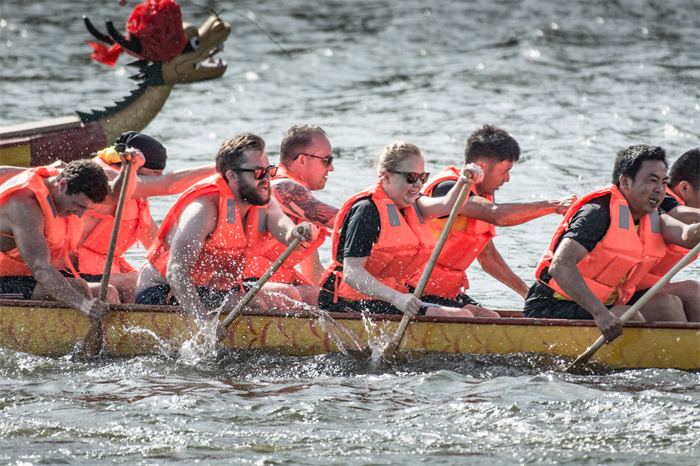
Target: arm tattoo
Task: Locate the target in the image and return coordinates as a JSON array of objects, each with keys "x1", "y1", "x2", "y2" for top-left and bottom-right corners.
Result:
[{"x1": 273, "y1": 181, "x2": 338, "y2": 227}]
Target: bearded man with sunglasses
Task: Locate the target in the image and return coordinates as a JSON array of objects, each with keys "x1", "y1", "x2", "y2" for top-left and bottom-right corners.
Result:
[
  {"x1": 135, "y1": 134, "x2": 316, "y2": 339},
  {"x1": 409, "y1": 125, "x2": 576, "y2": 316},
  {"x1": 242, "y1": 125, "x2": 338, "y2": 305}
]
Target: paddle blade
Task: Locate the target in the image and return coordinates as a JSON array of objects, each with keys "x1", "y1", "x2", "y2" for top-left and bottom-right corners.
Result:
[
  {"x1": 313, "y1": 308, "x2": 371, "y2": 359},
  {"x1": 78, "y1": 320, "x2": 103, "y2": 360}
]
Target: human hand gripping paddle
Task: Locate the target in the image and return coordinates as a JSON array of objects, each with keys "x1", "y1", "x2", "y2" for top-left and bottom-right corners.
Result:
[
  {"x1": 383, "y1": 165, "x2": 483, "y2": 360},
  {"x1": 80, "y1": 148, "x2": 141, "y2": 359},
  {"x1": 565, "y1": 240, "x2": 700, "y2": 373}
]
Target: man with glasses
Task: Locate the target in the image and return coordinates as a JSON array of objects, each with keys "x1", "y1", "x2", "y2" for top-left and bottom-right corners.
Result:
[
  {"x1": 243, "y1": 125, "x2": 338, "y2": 305},
  {"x1": 135, "y1": 134, "x2": 316, "y2": 339},
  {"x1": 409, "y1": 125, "x2": 576, "y2": 316}
]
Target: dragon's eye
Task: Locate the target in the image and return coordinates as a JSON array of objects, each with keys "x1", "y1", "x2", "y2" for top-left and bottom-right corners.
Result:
[{"x1": 182, "y1": 36, "x2": 200, "y2": 53}]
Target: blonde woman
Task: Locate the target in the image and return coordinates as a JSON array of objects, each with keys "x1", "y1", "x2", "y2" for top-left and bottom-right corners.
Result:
[{"x1": 319, "y1": 141, "x2": 492, "y2": 318}]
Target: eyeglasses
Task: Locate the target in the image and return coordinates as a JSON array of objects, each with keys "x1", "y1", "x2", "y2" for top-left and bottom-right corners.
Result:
[
  {"x1": 387, "y1": 170, "x2": 429, "y2": 184},
  {"x1": 299, "y1": 153, "x2": 334, "y2": 167},
  {"x1": 232, "y1": 165, "x2": 278, "y2": 180}
]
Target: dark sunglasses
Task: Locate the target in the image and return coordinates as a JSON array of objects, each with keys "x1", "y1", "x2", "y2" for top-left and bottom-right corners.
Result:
[
  {"x1": 232, "y1": 165, "x2": 278, "y2": 180},
  {"x1": 388, "y1": 170, "x2": 429, "y2": 184},
  {"x1": 299, "y1": 153, "x2": 334, "y2": 167}
]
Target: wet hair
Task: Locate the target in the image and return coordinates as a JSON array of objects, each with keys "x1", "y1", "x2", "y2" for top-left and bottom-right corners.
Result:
[
  {"x1": 669, "y1": 148, "x2": 699, "y2": 190},
  {"x1": 279, "y1": 125, "x2": 328, "y2": 164},
  {"x1": 216, "y1": 134, "x2": 266, "y2": 182},
  {"x1": 56, "y1": 159, "x2": 109, "y2": 203},
  {"x1": 612, "y1": 145, "x2": 668, "y2": 187},
  {"x1": 464, "y1": 125, "x2": 520, "y2": 164},
  {"x1": 376, "y1": 141, "x2": 422, "y2": 175}
]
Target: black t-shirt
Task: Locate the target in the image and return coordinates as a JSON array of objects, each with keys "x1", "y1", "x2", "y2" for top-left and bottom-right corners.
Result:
[
  {"x1": 660, "y1": 193, "x2": 681, "y2": 214},
  {"x1": 335, "y1": 197, "x2": 381, "y2": 262},
  {"x1": 431, "y1": 179, "x2": 457, "y2": 198}
]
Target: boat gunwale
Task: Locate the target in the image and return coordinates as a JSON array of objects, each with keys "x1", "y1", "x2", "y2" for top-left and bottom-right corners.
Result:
[{"x1": 1, "y1": 299, "x2": 698, "y2": 330}]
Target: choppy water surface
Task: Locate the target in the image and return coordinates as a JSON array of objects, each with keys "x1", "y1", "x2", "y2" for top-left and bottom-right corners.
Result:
[{"x1": 1, "y1": 0, "x2": 698, "y2": 464}]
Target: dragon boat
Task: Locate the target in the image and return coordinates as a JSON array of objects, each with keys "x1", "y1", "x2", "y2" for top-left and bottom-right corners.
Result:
[
  {"x1": 0, "y1": 299, "x2": 697, "y2": 370},
  {"x1": 0, "y1": 3, "x2": 230, "y2": 167}
]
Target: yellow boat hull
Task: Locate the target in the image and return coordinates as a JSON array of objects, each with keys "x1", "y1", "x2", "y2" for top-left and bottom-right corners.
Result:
[{"x1": 1, "y1": 300, "x2": 698, "y2": 369}]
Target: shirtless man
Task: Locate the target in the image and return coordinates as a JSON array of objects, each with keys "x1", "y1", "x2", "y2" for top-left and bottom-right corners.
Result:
[
  {"x1": 0, "y1": 157, "x2": 140, "y2": 317},
  {"x1": 135, "y1": 134, "x2": 315, "y2": 338}
]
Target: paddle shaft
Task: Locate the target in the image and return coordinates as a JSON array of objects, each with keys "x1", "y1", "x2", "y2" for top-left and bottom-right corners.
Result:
[
  {"x1": 222, "y1": 226, "x2": 305, "y2": 328},
  {"x1": 384, "y1": 179, "x2": 472, "y2": 358},
  {"x1": 566, "y1": 240, "x2": 700, "y2": 372},
  {"x1": 82, "y1": 158, "x2": 133, "y2": 357},
  {"x1": 98, "y1": 159, "x2": 133, "y2": 300}
]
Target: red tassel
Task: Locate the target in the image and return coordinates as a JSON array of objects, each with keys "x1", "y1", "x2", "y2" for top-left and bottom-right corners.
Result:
[{"x1": 86, "y1": 41, "x2": 124, "y2": 67}]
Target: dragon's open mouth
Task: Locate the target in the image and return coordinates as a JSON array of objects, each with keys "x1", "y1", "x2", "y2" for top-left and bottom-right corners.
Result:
[{"x1": 196, "y1": 44, "x2": 226, "y2": 70}]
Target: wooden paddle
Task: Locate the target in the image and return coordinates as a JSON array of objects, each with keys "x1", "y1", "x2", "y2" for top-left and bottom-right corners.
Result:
[
  {"x1": 383, "y1": 175, "x2": 474, "y2": 360},
  {"x1": 220, "y1": 227, "x2": 370, "y2": 356},
  {"x1": 221, "y1": 225, "x2": 305, "y2": 328},
  {"x1": 565, "y1": 240, "x2": 700, "y2": 373},
  {"x1": 80, "y1": 157, "x2": 133, "y2": 359}
]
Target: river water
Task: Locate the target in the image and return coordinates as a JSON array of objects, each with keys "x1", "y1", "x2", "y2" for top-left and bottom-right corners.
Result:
[{"x1": 1, "y1": 0, "x2": 699, "y2": 464}]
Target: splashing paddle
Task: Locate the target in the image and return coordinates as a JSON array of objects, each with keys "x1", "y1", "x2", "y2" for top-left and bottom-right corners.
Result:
[
  {"x1": 383, "y1": 173, "x2": 474, "y2": 360},
  {"x1": 565, "y1": 240, "x2": 700, "y2": 373},
  {"x1": 80, "y1": 157, "x2": 133, "y2": 359},
  {"x1": 219, "y1": 225, "x2": 370, "y2": 356},
  {"x1": 221, "y1": 226, "x2": 306, "y2": 328}
]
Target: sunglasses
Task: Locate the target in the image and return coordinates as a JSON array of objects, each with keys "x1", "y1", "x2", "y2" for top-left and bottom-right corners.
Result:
[
  {"x1": 299, "y1": 153, "x2": 334, "y2": 167},
  {"x1": 232, "y1": 165, "x2": 279, "y2": 180},
  {"x1": 388, "y1": 170, "x2": 430, "y2": 184}
]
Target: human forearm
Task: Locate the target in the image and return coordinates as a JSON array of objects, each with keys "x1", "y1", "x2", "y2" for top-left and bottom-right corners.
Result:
[
  {"x1": 344, "y1": 259, "x2": 404, "y2": 305},
  {"x1": 462, "y1": 195, "x2": 575, "y2": 227},
  {"x1": 159, "y1": 166, "x2": 216, "y2": 194},
  {"x1": 478, "y1": 256, "x2": 529, "y2": 298},
  {"x1": 418, "y1": 177, "x2": 471, "y2": 220},
  {"x1": 661, "y1": 213, "x2": 700, "y2": 249},
  {"x1": 681, "y1": 222, "x2": 700, "y2": 248},
  {"x1": 134, "y1": 165, "x2": 216, "y2": 198},
  {"x1": 166, "y1": 266, "x2": 207, "y2": 318},
  {"x1": 32, "y1": 264, "x2": 91, "y2": 310},
  {"x1": 669, "y1": 205, "x2": 700, "y2": 225},
  {"x1": 548, "y1": 260, "x2": 610, "y2": 319},
  {"x1": 106, "y1": 150, "x2": 143, "y2": 204},
  {"x1": 298, "y1": 251, "x2": 324, "y2": 285}
]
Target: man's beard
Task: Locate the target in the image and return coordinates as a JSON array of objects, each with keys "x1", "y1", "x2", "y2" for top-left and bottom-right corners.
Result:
[{"x1": 238, "y1": 178, "x2": 270, "y2": 206}]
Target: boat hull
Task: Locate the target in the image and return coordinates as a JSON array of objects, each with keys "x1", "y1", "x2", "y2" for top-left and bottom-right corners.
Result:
[{"x1": 1, "y1": 300, "x2": 698, "y2": 369}]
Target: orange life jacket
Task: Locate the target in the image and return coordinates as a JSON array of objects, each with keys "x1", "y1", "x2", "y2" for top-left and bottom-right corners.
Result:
[
  {"x1": 535, "y1": 185, "x2": 667, "y2": 305},
  {"x1": 320, "y1": 182, "x2": 435, "y2": 302},
  {"x1": 242, "y1": 165, "x2": 330, "y2": 285},
  {"x1": 636, "y1": 188, "x2": 698, "y2": 289},
  {"x1": 0, "y1": 167, "x2": 82, "y2": 277},
  {"x1": 145, "y1": 174, "x2": 269, "y2": 290},
  {"x1": 406, "y1": 165, "x2": 496, "y2": 298},
  {"x1": 75, "y1": 157, "x2": 152, "y2": 274}
]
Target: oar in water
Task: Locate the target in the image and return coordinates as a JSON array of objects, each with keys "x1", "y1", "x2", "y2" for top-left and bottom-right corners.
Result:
[
  {"x1": 383, "y1": 173, "x2": 474, "y2": 360},
  {"x1": 565, "y1": 241, "x2": 700, "y2": 373},
  {"x1": 80, "y1": 157, "x2": 133, "y2": 359}
]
